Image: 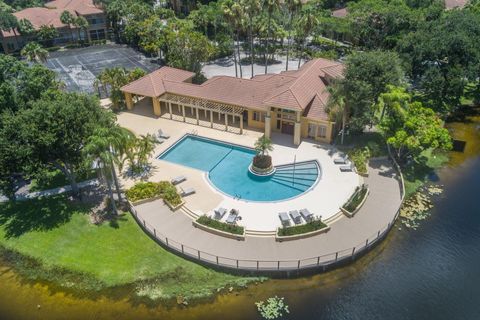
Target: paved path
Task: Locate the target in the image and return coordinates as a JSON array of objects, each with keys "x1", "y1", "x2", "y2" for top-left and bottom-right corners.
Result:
[
  {"x1": 0, "y1": 179, "x2": 98, "y2": 203},
  {"x1": 134, "y1": 159, "x2": 402, "y2": 269}
]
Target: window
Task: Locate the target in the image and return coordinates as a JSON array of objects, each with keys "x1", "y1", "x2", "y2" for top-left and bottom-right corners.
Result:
[
  {"x1": 317, "y1": 125, "x2": 327, "y2": 138},
  {"x1": 308, "y1": 124, "x2": 317, "y2": 138},
  {"x1": 277, "y1": 119, "x2": 281, "y2": 129},
  {"x1": 252, "y1": 112, "x2": 265, "y2": 122}
]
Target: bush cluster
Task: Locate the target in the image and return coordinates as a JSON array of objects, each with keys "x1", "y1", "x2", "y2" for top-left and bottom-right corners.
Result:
[
  {"x1": 348, "y1": 147, "x2": 371, "y2": 174},
  {"x1": 277, "y1": 218, "x2": 327, "y2": 236},
  {"x1": 126, "y1": 181, "x2": 182, "y2": 206},
  {"x1": 343, "y1": 184, "x2": 368, "y2": 212},
  {"x1": 196, "y1": 215, "x2": 244, "y2": 235}
]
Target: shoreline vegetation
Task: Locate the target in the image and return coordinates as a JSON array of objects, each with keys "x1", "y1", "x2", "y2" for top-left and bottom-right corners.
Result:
[{"x1": 0, "y1": 195, "x2": 261, "y2": 302}]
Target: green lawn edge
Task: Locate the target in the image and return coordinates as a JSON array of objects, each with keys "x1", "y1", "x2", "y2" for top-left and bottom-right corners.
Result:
[{"x1": 0, "y1": 195, "x2": 262, "y2": 301}]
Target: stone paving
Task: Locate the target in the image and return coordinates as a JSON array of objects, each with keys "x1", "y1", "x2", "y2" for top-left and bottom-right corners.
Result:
[{"x1": 133, "y1": 158, "x2": 402, "y2": 267}]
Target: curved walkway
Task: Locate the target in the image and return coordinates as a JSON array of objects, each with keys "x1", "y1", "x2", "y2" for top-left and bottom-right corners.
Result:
[{"x1": 131, "y1": 158, "x2": 402, "y2": 272}]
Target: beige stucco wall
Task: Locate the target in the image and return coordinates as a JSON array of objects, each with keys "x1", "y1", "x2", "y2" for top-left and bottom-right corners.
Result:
[
  {"x1": 247, "y1": 110, "x2": 266, "y2": 129},
  {"x1": 301, "y1": 118, "x2": 335, "y2": 143}
]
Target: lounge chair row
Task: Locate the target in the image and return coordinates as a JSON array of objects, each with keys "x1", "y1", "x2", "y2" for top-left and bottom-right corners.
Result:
[
  {"x1": 334, "y1": 154, "x2": 353, "y2": 172},
  {"x1": 214, "y1": 207, "x2": 240, "y2": 224},
  {"x1": 279, "y1": 209, "x2": 316, "y2": 226},
  {"x1": 170, "y1": 175, "x2": 196, "y2": 197}
]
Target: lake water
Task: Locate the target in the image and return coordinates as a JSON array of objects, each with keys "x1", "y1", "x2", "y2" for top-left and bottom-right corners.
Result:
[{"x1": 1, "y1": 113, "x2": 479, "y2": 319}]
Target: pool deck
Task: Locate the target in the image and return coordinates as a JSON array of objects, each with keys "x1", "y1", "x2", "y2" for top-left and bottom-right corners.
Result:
[
  {"x1": 133, "y1": 158, "x2": 402, "y2": 266},
  {"x1": 117, "y1": 107, "x2": 360, "y2": 231}
]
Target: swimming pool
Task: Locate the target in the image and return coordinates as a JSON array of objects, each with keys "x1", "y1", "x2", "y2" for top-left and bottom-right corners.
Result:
[{"x1": 158, "y1": 135, "x2": 320, "y2": 202}]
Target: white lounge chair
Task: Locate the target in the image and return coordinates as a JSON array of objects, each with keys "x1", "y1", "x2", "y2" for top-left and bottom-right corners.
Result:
[
  {"x1": 226, "y1": 210, "x2": 238, "y2": 224},
  {"x1": 157, "y1": 129, "x2": 170, "y2": 139},
  {"x1": 214, "y1": 207, "x2": 227, "y2": 220},
  {"x1": 340, "y1": 162, "x2": 353, "y2": 172},
  {"x1": 299, "y1": 209, "x2": 314, "y2": 222},
  {"x1": 334, "y1": 155, "x2": 348, "y2": 164},
  {"x1": 171, "y1": 175, "x2": 186, "y2": 185},
  {"x1": 289, "y1": 210, "x2": 302, "y2": 224},
  {"x1": 279, "y1": 212, "x2": 290, "y2": 226},
  {"x1": 180, "y1": 187, "x2": 195, "y2": 197}
]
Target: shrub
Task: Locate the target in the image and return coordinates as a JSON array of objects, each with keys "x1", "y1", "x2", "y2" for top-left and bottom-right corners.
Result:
[
  {"x1": 196, "y1": 215, "x2": 244, "y2": 235},
  {"x1": 162, "y1": 185, "x2": 182, "y2": 206},
  {"x1": 126, "y1": 182, "x2": 161, "y2": 202},
  {"x1": 277, "y1": 218, "x2": 327, "y2": 236},
  {"x1": 348, "y1": 147, "x2": 371, "y2": 174},
  {"x1": 343, "y1": 184, "x2": 368, "y2": 212},
  {"x1": 253, "y1": 155, "x2": 272, "y2": 169},
  {"x1": 46, "y1": 46, "x2": 61, "y2": 52}
]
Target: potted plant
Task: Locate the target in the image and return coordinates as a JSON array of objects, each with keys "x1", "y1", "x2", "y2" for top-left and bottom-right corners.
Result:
[{"x1": 251, "y1": 136, "x2": 274, "y2": 174}]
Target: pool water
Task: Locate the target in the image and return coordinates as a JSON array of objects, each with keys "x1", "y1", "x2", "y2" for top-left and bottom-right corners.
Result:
[{"x1": 158, "y1": 135, "x2": 320, "y2": 202}]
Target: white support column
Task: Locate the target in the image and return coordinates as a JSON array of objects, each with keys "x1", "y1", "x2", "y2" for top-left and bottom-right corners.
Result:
[
  {"x1": 293, "y1": 111, "x2": 301, "y2": 145},
  {"x1": 264, "y1": 111, "x2": 271, "y2": 139},
  {"x1": 168, "y1": 102, "x2": 173, "y2": 119},
  {"x1": 225, "y1": 114, "x2": 228, "y2": 131},
  {"x1": 218, "y1": 112, "x2": 221, "y2": 120},
  {"x1": 182, "y1": 104, "x2": 186, "y2": 122},
  {"x1": 196, "y1": 107, "x2": 199, "y2": 125},
  {"x1": 210, "y1": 110, "x2": 214, "y2": 128},
  {"x1": 240, "y1": 115, "x2": 243, "y2": 134}
]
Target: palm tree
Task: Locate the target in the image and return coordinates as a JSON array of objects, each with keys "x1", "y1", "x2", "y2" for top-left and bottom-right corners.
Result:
[
  {"x1": 296, "y1": 7, "x2": 319, "y2": 69},
  {"x1": 241, "y1": 0, "x2": 261, "y2": 78},
  {"x1": 84, "y1": 126, "x2": 135, "y2": 214},
  {"x1": 284, "y1": 0, "x2": 301, "y2": 71},
  {"x1": 18, "y1": 18, "x2": 35, "y2": 37},
  {"x1": 263, "y1": 0, "x2": 280, "y2": 74},
  {"x1": 0, "y1": 11, "x2": 20, "y2": 49},
  {"x1": 60, "y1": 10, "x2": 75, "y2": 42},
  {"x1": 254, "y1": 135, "x2": 274, "y2": 156},
  {"x1": 74, "y1": 16, "x2": 89, "y2": 43},
  {"x1": 20, "y1": 42, "x2": 49, "y2": 63},
  {"x1": 326, "y1": 81, "x2": 348, "y2": 145},
  {"x1": 135, "y1": 134, "x2": 157, "y2": 172}
]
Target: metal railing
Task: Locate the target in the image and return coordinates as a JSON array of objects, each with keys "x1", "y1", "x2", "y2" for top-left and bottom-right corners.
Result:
[{"x1": 127, "y1": 153, "x2": 405, "y2": 274}]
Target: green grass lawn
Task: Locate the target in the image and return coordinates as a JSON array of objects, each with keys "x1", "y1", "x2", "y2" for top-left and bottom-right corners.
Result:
[
  {"x1": 0, "y1": 196, "x2": 258, "y2": 300},
  {"x1": 335, "y1": 132, "x2": 388, "y2": 157}
]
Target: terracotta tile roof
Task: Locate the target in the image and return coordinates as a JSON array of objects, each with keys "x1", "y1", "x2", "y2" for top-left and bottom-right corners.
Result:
[
  {"x1": 332, "y1": 7, "x2": 348, "y2": 18},
  {"x1": 121, "y1": 67, "x2": 195, "y2": 97},
  {"x1": 444, "y1": 0, "x2": 468, "y2": 9},
  {"x1": 45, "y1": 0, "x2": 103, "y2": 15},
  {"x1": 1, "y1": 0, "x2": 102, "y2": 38},
  {"x1": 121, "y1": 58, "x2": 344, "y2": 122}
]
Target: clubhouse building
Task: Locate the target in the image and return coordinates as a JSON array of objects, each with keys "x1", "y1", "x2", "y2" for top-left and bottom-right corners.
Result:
[{"x1": 121, "y1": 58, "x2": 344, "y2": 145}]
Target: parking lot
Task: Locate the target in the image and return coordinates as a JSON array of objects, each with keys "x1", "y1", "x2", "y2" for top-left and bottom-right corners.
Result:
[{"x1": 45, "y1": 44, "x2": 159, "y2": 95}]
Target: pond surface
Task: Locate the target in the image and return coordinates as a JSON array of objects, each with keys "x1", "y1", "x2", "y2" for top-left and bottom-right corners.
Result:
[{"x1": 1, "y1": 113, "x2": 480, "y2": 320}]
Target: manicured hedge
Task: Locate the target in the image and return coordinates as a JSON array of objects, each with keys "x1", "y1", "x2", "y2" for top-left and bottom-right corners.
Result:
[
  {"x1": 196, "y1": 215, "x2": 244, "y2": 235},
  {"x1": 343, "y1": 184, "x2": 368, "y2": 212},
  {"x1": 126, "y1": 181, "x2": 182, "y2": 206},
  {"x1": 277, "y1": 219, "x2": 327, "y2": 236}
]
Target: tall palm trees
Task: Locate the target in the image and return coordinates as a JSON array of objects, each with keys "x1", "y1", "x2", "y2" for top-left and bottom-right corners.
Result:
[
  {"x1": 222, "y1": 0, "x2": 244, "y2": 78},
  {"x1": 296, "y1": 7, "x2": 319, "y2": 69},
  {"x1": 20, "y1": 42, "x2": 49, "y2": 63},
  {"x1": 326, "y1": 82, "x2": 349, "y2": 145},
  {"x1": 241, "y1": 0, "x2": 261, "y2": 78},
  {"x1": 60, "y1": 10, "x2": 75, "y2": 42},
  {"x1": 263, "y1": 0, "x2": 280, "y2": 74},
  {"x1": 284, "y1": 0, "x2": 301, "y2": 71},
  {"x1": 84, "y1": 126, "x2": 134, "y2": 215},
  {"x1": 74, "y1": 16, "x2": 89, "y2": 43}
]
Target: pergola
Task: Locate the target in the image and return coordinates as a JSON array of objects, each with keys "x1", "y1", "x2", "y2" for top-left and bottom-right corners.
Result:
[{"x1": 159, "y1": 93, "x2": 246, "y2": 134}]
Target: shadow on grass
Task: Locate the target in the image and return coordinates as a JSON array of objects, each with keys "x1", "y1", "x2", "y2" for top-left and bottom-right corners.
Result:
[{"x1": 0, "y1": 195, "x2": 82, "y2": 239}]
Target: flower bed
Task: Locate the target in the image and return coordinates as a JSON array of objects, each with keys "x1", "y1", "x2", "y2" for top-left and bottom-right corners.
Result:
[
  {"x1": 196, "y1": 215, "x2": 244, "y2": 235},
  {"x1": 342, "y1": 184, "x2": 369, "y2": 217},
  {"x1": 126, "y1": 181, "x2": 182, "y2": 207},
  {"x1": 277, "y1": 219, "x2": 328, "y2": 237}
]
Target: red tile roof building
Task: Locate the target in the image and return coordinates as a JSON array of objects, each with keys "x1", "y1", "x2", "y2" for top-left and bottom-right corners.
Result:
[
  {"x1": 122, "y1": 58, "x2": 344, "y2": 145},
  {"x1": 1, "y1": 0, "x2": 106, "y2": 53}
]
